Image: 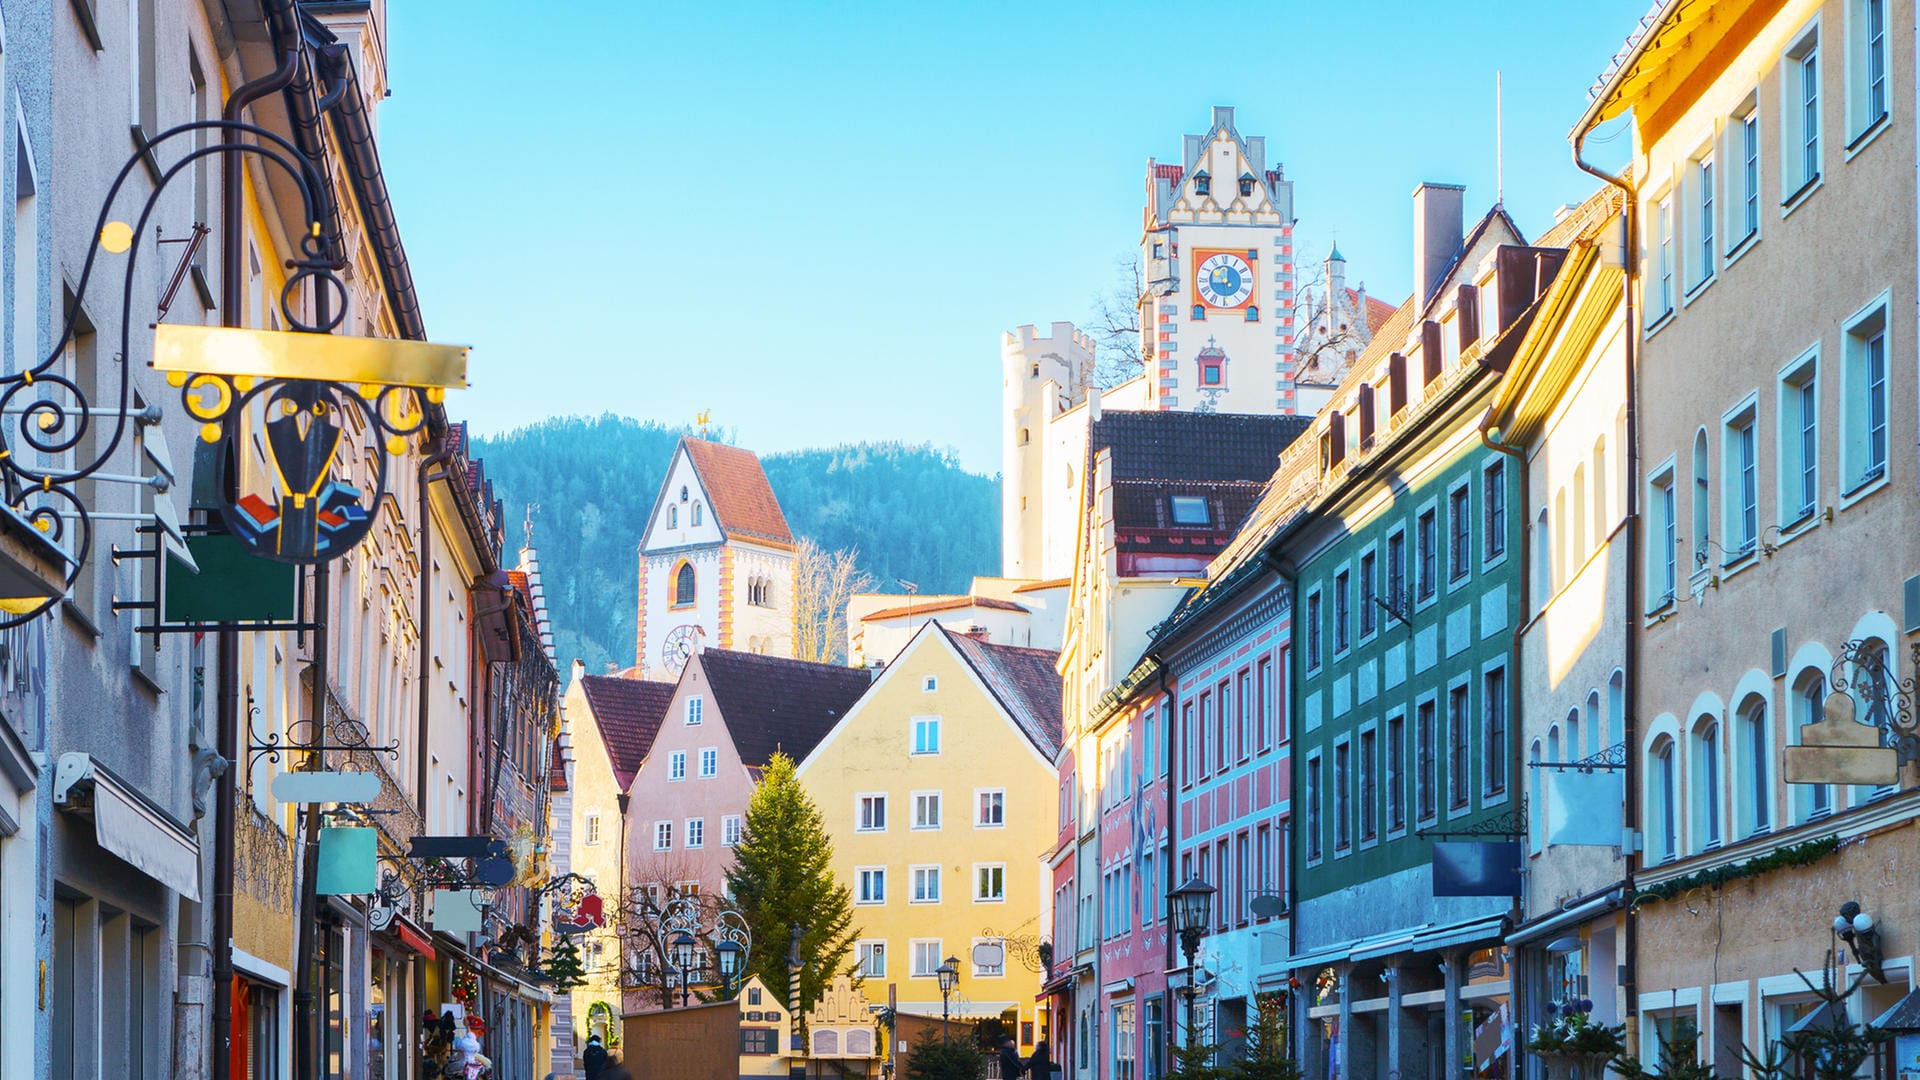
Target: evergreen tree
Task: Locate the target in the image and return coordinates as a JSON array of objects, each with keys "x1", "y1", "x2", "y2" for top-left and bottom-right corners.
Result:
[
  {"x1": 724, "y1": 752, "x2": 857, "y2": 1044},
  {"x1": 903, "y1": 1033, "x2": 984, "y2": 1080},
  {"x1": 544, "y1": 938, "x2": 587, "y2": 991},
  {"x1": 1231, "y1": 996, "x2": 1302, "y2": 1080}
]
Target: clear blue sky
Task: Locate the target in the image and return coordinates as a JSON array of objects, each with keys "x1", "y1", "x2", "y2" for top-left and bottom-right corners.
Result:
[{"x1": 381, "y1": 2, "x2": 1645, "y2": 474}]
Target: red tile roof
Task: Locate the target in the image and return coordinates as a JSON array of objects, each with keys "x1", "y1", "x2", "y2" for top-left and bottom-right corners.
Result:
[
  {"x1": 1011, "y1": 578, "x2": 1070, "y2": 593},
  {"x1": 681, "y1": 438, "x2": 794, "y2": 548},
  {"x1": 1154, "y1": 163, "x2": 1184, "y2": 180},
  {"x1": 942, "y1": 626, "x2": 1063, "y2": 758},
  {"x1": 578, "y1": 675, "x2": 678, "y2": 790},
  {"x1": 698, "y1": 649, "x2": 873, "y2": 767},
  {"x1": 861, "y1": 596, "x2": 1027, "y2": 623}
]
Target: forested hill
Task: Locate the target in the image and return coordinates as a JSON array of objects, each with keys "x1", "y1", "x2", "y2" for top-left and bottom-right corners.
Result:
[{"x1": 473, "y1": 415, "x2": 1000, "y2": 673}]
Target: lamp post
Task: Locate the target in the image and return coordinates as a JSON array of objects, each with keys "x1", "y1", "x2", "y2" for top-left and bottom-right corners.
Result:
[
  {"x1": 1169, "y1": 876, "x2": 1217, "y2": 1055},
  {"x1": 937, "y1": 955, "x2": 960, "y2": 1041},
  {"x1": 671, "y1": 930, "x2": 699, "y2": 1007},
  {"x1": 716, "y1": 938, "x2": 744, "y2": 998}
]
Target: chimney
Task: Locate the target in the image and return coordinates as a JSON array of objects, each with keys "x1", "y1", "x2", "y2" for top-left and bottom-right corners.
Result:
[
  {"x1": 1412, "y1": 183, "x2": 1467, "y2": 306},
  {"x1": 570, "y1": 658, "x2": 586, "y2": 686},
  {"x1": 1088, "y1": 382, "x2": 1102, "y2": 422}
]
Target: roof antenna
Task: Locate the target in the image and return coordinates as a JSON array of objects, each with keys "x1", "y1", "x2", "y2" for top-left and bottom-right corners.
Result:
[{"x1": 1495, "y1": 70, "x2": 1504, "y2": 206}]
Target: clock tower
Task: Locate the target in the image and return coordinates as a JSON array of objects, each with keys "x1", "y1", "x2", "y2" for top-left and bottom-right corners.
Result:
[{"x1": 634, "y1": 438, "x2": 797, "y2": 679}]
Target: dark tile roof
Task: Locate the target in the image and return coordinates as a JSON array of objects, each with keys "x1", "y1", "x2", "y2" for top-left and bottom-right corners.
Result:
[
  {"x1": 942, "y1": 628, "x2": 1063, "y2": 758},
  {"x1": 681, "y1": 438, "x2": 795, "y2": 548},
  {"x1": 578, "y1": 675, "x2": 677, "y2": 790},
  {"x1": 1090, "y1": 411, "x2": 1311, "y2": 556},
  {"x1": 699, "y1": 649, "x2": 873, "y2": 767}
]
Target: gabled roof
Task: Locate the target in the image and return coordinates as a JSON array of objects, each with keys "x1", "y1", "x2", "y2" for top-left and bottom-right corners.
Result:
[
  {"x1": 1089, "y1": 410, "x2": 1312, "y2": 558},
  {"x1": 861, "y1": 595, "x2": 1027, "y2": 623},
  {"x1": 680, "y1": 438, "x2": 794, "y2": 548},
  {"x1": 578, "y1": 675, "x2": 678, "y2": 790},
  {"x1": 699, "y1": 649, "x2": 873, "y2": 767},
  {"x1": 941, "y1": 626, "x2": 1064, "y2": 758}
]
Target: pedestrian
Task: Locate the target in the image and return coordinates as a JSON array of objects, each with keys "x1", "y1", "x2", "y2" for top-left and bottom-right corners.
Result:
[
  {"x1": 1028, "y1": 1039, "x2": 1053, "y2": 1080},
  {"x1": 582, "y1": 1033, "x2": 608, "y2": 1080},
  {"x1": 600, "y1": 1057, "x2": 632, "y2": 1080},
  {"x1": 998, "y1": 1035, "x2": 1024, "y2": 1079}
]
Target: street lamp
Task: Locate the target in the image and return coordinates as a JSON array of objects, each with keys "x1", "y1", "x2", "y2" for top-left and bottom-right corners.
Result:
[
  {"x1": 936, "y1": 955, "x2": 960, "y2": 1040},
  {"x1": 1169, "y1": 876, "x2": 1217, "y2": 1054},
  {"x1": 716, "y1": 938, "x2": 744, "y2": 997},
  {"x1": 671, "y1": 930, "x2": 699, "y2": 1007}
]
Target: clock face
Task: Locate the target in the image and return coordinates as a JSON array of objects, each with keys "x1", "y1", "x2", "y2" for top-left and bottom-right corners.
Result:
[
  {"x1": 1196, "y1": 252, "x2": 1254, "y2": 309},
  {"x1": 662, "y1": 624, "x2": 702, "y2": 674}
]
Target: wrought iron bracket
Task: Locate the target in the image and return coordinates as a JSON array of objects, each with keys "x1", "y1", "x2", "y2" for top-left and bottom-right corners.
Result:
[
  {"x1": 1526, "y1": 742, "x2": 1627, "y2": 773},
  {"x1": 1832, "y1": 640, "x2": 1920, "y2": 765},
  {"x1": 244, "y1": 691, "x2": 399, "y2": 766},
  {"x1": 1416, "y1": 799, "x2": 1527, "y2": 840}
]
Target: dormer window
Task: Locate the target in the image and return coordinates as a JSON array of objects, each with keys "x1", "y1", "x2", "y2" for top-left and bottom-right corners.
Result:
[
  {"x1": 1197, "y1": 342, "x2": 1228, "y2": 387},
  {"x1": 1169, "y1": 496, "x2": 1211, "y2": 526},
  {"x1": 1193, "y1": 171, "x2": 1211, "y2": 197},
  {"x1": 1238, "y1": 173, "x2": 1256, "y2": 197}
]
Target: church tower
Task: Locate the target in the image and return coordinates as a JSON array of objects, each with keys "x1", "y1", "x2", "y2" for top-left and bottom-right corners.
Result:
[{"x1": 634, "y1": 438, "x2": 796, "y2": 678}]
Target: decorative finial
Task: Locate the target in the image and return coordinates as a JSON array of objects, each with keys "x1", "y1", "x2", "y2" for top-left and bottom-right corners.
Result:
[
  {"x1": 523, "y1": 502, "x2": 538, "y2": 550},
  {"x1": 696, "y1": 410, "x2": 713, "y2": 438}
]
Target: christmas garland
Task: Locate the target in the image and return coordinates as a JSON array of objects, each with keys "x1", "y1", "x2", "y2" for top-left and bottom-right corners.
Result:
[
  {"x1": 1628, "y1": 836, "x2": 1842, "y2": 907},
  {"x1": 451, "y1": 961, "x2": 480, "y2": 1005}
]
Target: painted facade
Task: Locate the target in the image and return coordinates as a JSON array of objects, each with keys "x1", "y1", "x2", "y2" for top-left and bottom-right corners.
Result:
[{"x1": 798, "y1": 623, "x2": 1061, "y2": 1049}]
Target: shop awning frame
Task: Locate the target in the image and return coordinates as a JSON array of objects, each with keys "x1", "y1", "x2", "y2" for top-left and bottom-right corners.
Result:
[{"x1": 53, "y1": 752, "x2": 200, "y2": 901}]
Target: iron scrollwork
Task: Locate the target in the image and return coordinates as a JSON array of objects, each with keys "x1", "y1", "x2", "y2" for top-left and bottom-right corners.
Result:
[
  {"x1": 1830, "y1": 639, "x2": 1920, "y2": 765},
  {"x1": 243, "y1": 689, "x2": 399, "y2": 766}
]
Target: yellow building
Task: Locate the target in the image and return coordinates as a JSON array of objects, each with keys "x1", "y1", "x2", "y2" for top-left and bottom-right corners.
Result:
[{"x1": 797, "y1": 623, "x2": 1062, "y2": 1053}]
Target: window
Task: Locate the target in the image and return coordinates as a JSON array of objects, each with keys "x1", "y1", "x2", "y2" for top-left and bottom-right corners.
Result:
[
  {"x1": 1304, "y1": 753, "x2": 1323, "y2": 861},
  {"x1": 1358, "y1": 729, "x2": 1377, "y2": 841},
  {"x1": 1193, "y1": 171, "x2": 1211, "y2": 197},
  {"x1": 1113, "y1": 1002, "x2": 1137, "y2": 1080},
  {"x1": 1784, "y1": 27, "x2": 1821, "y2": 195},
  {"x1": 1144, "y1": 1001, "x2": 1165, "y2": 1080},
  {"x1": 674, "y1": 561, "x2": 695, "y2": 606},
  {"x1": 1386, "y1": 529, "x2": 1406, "y2": 604},
  {"x1": 1448, "y1": 486, "x2": 1471, "y2": 580},
  {"x1": 668, "y1": 751, "x2": 687, "y2": 781},
  {"x1": 699, "y1": 747, "x2": 718, "y2": 778},
  {"x1": 1649, "y1": 737, "x2": 1678, "y2": 864},
  {"x1": 1484, "y1": 668, "x2": 1508, "y2": 797},
  {"x1": 1416, "y1": 509, "x2": 1437, "y2": 600},
  {"x1": 1739, "y1": 697, "x2": 1771, "y2": 837},
  {"x1": 1415, "y1": 699, "x2": 1437, "y2": 821},
  {"x1": 1332, "y1": 570, "x2": 1350, "y2": 653},
  {"x1": 1386, "y1": 712, "x2": 1406, "y2": 831},
  {"x1": 584, "y1": 812, "x2": 601, "y2": 845},
  {"x1": 1735, "y1": 106, "x2": 1760, "y2": 244},
  {"x1": 1795, "y1": 671, "x2": 1834, "y2": 820},
  {"x1": 858, "y1": 941, "x2": 886, "y2": 978},
  {"x1": 857, "y1": 868, "x2": 886, "y2": 904},
  {"x1": 913, "y1": 791, "x2": 942, "y2": 830},
  {"x1": 1851, "y1": 0, "x2": 1889, "y2": 135},
  {"x1": 912, "y1": 716, "x2": 941, "y2": 755},
  {"x1": 1237, "y1": 670, "x2": 1252, "y2": 760},
  {"x1": 1484, "y1": 460, "x2": 1507, "y2": 560},
  {"x1": 911, "y1": 941, "x2": 942, "y2": 978},
  {"x1": 723, "y1": 815, "x2": 743, "y2": 846},
  {"x1": 686, "y1": 696, "x2": 703, "y2": 726},
  {"x1": 1725, "y1": 407, "x2": 1759, "y2": 557},
  {"x1": 857, "y1": 794, "x2": 887, "y2": 832},
  {"x1": 1358, "y1": 552, "x2": 1377, "y2": 637},
  {"x1": 1448, "y1": 684, "x2": 1471, "y2": 808},
  {"x1": 977, "y1": 789, "x2": 1005, "y2": 827},
  {"x1": 1780, "y1": 356, "x2": 1819, "y2": 523},
  {"x1": 975, "y1": 865, "x2": 1006, "y2": 902},
  {"x1": 1653, "y1": 195, "x2": 1674, "y2": 317},
  {"x1": 669, "y1": 505, "x2": 679, "y2": 529},
  {"x1": 1332, "y1": 740, "x2": 1350, "y2": 850},
  {"x1": 922, "y1": 675, "x2": 937, "y2": 692},
  {"x1": 1215, "y1": 685, "x2": 1230, "y2": 772},
  {"x1": 1651, "y1": 469, "x2": 1678, "y2": 607},
  {"x1": 1169, "y1": 496, "x2": 1210, "y2": 526},
  {"x1": 911, "y1": 866, "x2": 941, "y2": 903},
  {"x1": 1256, "y1": 660, "x2": 1275, "y2": 750},
  {"x1": 1695, "y1": 720, "x2": 1723, "y2": 851},
  {"x1": 1694, "y1": 154, "x2": 1716, "y2": 285},
  {"x1": 1305, "y1": 589, "x2": 1323, "y2": 670},
  {"x1": 1842, "y1": 301, "x2": 1889, "y2": 491},
  {"x1": 686, "y1": 818, "x2": 705, "y2": 848},
  {"x1": 654, "y1": 821, "x2": 672, "y2": 851}
]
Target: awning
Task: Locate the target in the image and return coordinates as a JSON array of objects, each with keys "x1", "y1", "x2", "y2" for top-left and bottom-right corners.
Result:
[
  {"x1": 1285, "y1": 915, "x2": 1508, "y2": 971},
  {"x1": 1873, "y1": 988, "x2": 1920, "y2": 1032},
  {"x1": 1507, "y1": 888, "x2": 1624, "y2": 947},
  {"x1": 1412, "y1": 916, "x2": 1508, "y2": 954},
  {"x1": 376, "y1": 911, "x2": 435, "y2": 957},
  {"x1": 1039, "y1": 962, "x2": 1092, "y2": 997},
  {"x1": 53, "y1": 753, "x2": 200, "y2": 901}
]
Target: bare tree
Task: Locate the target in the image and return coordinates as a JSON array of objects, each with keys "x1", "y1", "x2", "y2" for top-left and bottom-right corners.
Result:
[
  {"x1": 616, "y1": 850, "x2": 727, "y2": 1012},
  {"x1": 792, "y1": 539, "x2": 873, "y2": 664},
  {"x1": 1088, "y1": 252, "x2": 1146, "y2": 389},
  {"x1": 1291, "y1": 260, "x2": 1371, "y2": 386}
]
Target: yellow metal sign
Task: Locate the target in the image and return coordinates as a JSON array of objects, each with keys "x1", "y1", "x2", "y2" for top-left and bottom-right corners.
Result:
[{"x1": 151, "y1": 324, "x2": 468, "y2": 389}]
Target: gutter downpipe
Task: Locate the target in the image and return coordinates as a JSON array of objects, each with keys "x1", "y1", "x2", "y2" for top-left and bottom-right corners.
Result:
[
  {"x1": 212, "y1": 40, "x2": 300, "y2": 1080},
  {"x1": 1573, "y1": 117, "x2": 1639, "y2": 1059},
  {"x1": 1152, "y1": 657, "x2": 1175, "y2": 1067}
]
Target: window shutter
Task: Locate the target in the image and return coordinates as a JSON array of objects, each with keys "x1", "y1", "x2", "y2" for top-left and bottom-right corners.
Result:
[
  {"x1": 1358, "y1": 384, "x2": 1376, "y2": 449},
  {"x1": 1421, "y1": 321, "x2": 1443, "y2": 383},
  {"x1": 1389, "y1": 353, "x2": 1408, "y2": 414},
  {"x1": 1457, "y1": 284, "x2": 1481, "y2": 351}
]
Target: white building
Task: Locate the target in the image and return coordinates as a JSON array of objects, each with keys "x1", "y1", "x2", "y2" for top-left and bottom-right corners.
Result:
[{"x1": 634, "y1": 438, "x2": 796, "y2": 678}]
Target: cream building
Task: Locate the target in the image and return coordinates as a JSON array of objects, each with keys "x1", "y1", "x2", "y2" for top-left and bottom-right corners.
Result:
[{"x1": 846, "y1": 576, "x2": 1069, "y2": 665}]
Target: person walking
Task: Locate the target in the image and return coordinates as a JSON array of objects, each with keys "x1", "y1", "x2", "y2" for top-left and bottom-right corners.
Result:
[
  {"x1": 998, "y1": 1036, "x2": 1025, "y2": 1080},
  {"x1": 1027, "y1": 1039, "x2": 1053, "y2": 1080},
  {"x1": 582, "y1": 1034, "x2": 608, "y2": 1080}
]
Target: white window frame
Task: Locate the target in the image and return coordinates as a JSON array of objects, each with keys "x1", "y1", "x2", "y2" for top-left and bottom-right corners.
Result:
[
  {"x1": 911, "y1": 715, "x2": 941, "y2": 755},
  {"x1": 974, "y1": 863, "x2": 1006, "y2": 903},
  {"x1": 1721, "y1": 395, "x2": 1760, "y2": 562},
  {"x1": 1303, "y1": 585, "x2": 1324, "y2": 672},
  {"x1": 912, "y1": 790, "x2": 943, "y2": 831},
  {"x1": 1689, "y1": 147, "x2": 1716, "y2": 293},
  {"x1": 1840, "y1": 291, "x2": 1891, "y2": 501},
  {"x1": 1692, "y1": 716, "x2": 1725, "y2": 853},
  {"x1": 1777, "y1": 347, "x2": 1821, "y2": 529},
  {"x1": 1647, "y1": 459, "x2": 1679, "y2": 612},
  {"x1": 722, "y1": 814, "x2": 743, "y2": 847},
  {"x1": 922, "y1": 675, "x2": 937, "y2": 692},
  {"x1": 975, "y1": 788, "x2": 1005, "y2": 828},
  {"x1": 686, "y1": 695, "x2": 704, "y2": 726},
  {"x1": 856, "y1": 793, "x2": 887, "y2": 833},
  {"x1": 653, "y1": 820, "x2": 672, "y2": 852},
  {"x1": 685, "y1": 817, "x2": 705, "y2": 849},
  {"x1": 856, "y1": 866, "x2": 886, "y2": 905},
  {"x1": 857, "y1": 939, "x2": 886, "y2": 979},
  {"x1": 1650, "y1": 192, "x2": 1676, "y2": 321},
  {"x1": 909, "y1": 865, "x2": 941, "y2": 904},
  {"x1": 909, "y1": 939, "x2": 942, "y2": 978},
  {"x1": 1727, "y1": 95, "x2": 1762, "y2": 259},
  {"x1": 972, "y1": 936, "x2": 1006, "y2": 978},
  {"x1": 1845, "y1": 0, "x2": 1891, "y2": 147},
  {"x1": 1781, "y1": 19, "x2": 1823, "y2": 207},
  {"x1": 584, "y1": 812, "x2": 601, "y2": 846},
  {"x1": 698, "y1": 747, "x2": 718, "y2": 779},
  {"x1": 667, "y1": 750, "x2": 687, "y2": 782}
]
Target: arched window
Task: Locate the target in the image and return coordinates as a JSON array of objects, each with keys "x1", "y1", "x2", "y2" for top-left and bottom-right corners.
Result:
[
  {"x1": 1564, "y1": 710, "x2": 1581, "y2": 764},
  {"x1": 1608, "y1": 671, "x2": 1625, "y2": 749},
  {"x1": 1793, "y1": 669, "x2": 1832, "y2": 821},
  {"x1": 1852, "y1": 640, "x2": 1897, "y2": 801},
  {"x1": 1018, "y1": 428, "x2": 1030, "y2": 446},
  {"x1": 1245, "y1": 305, "x2": 1260, "y2": 322},
  {"x1": 1193, "y1": 304, "x2": 1207, "y2": 321},
  {"x1": 1692, "y1": 718, "x2": 1722, "y2": 851},
  {"x1": 1651, "y1": 736, "x2": 1678, "y2": 864},
  {"x1": 1737, "y1": 694, "x2": 1771, "y2": 837},
  {"x1": 1547, "y1": 723, "x2": 1561, "y2": 766},
  {"x1": 674, "y1": 562, "x2": 696, "y2": 606},
  {"x1": 669, "y1": 505, "x2": 679, "y2": 529},
  {"x1": 1592, "y1": 437, "x2": 1609, "y2": 544},
  {"x1": 1584, "y1": 690, "x2": 1602, "y2": 758},
  {"x1": 1193, "y1": 170, "x2": 1211, "y2": 197},
  {"x1": 1692, "y1": 429, "x2": 1711, "y2": 562},
  {"x1": 1572, "y1": 465, "x2": 1588, "y2": 568},
  {"x1": 1535, "y1": 509, "x2": 1553, "y2": 605},
  {"x1": 1553, "y1": 489, "x2": 1568, "y2": 588},
  {"x1": 1529, "y1": 740, "x2": 1545, "y2": 853},
  {"x1": 692, "y1": 501, "x2": 704, "y2": 527}
]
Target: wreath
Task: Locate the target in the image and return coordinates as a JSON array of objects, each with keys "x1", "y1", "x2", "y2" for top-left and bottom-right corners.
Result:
[{"x1": 451, "y1": 962, "x2": 479, "y2": 1005}]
